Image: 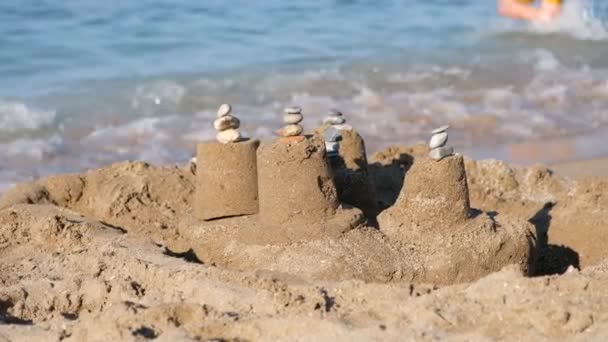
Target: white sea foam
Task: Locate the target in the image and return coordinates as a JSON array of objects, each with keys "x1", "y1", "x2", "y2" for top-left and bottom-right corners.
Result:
[
  {"x1": 82, "y1": 115, "x2": 202, "y2": 164},
  {"x1": 3, "y1": 60, "x2": 608, "y2": 192},
  {"x1": 131, "y1": 81, "x2": 187, "y2": 115},
  {"x1": 0, "y1": 135, "x2": 64, "y2": 160},
  {"x1": 491, "y1": 0, "x2": 608, "y2": 40},
  {"x1": 527, "y1": 49, "x2": 562, "y2": 71},
  {"x1": 0, "y1": 100, "x2": 56, "y2": 133},
  {"x1": 528, "y1": 0, "x2": 608, "y2": 40},
  {"x1": 83, "y1": 117, "x2": 174, "y2": 151}
]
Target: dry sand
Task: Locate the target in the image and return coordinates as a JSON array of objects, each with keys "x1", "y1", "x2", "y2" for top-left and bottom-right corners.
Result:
[{"x1": 1, "y1": 144, "x2": 608, "y2": 341}]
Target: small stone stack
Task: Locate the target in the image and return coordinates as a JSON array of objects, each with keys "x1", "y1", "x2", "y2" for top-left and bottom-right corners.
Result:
[
  {"x1": 322, "y1": 109, "x2": 352, "y2": 158},
  {"x1": 323, "y1": 109, "x2": 352, "y2": 130},
  {"x1": 323, "y1": 126, "x2": 342, "y2": 158},
  {"x1": 324, "y1": 108, "x2": 345, "y2": 124},
  {"x1": 277, "y1": 106, "x2": 305, "y2": 143},
  {"x1": 428, "y1": 125, "x2": 454, "y2": 161},
  {"x1": 214, "y1": 104, "x2": 242, "y2": 144}
]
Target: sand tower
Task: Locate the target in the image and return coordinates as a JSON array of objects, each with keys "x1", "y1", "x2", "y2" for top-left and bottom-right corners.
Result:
[
  {"x1": 195, "y1": 104, "x2": 260, "y2": 221},
  {"x1": 318, "y1": 109, "x2": 377, "y2": 217},
  {"x1": 256, "y1": 107, "x2": 365, "y2": 242},
  {"x1": 377, "y1": 126, "x2": 536, "y2": 282},
  {"x1": 379, "y1": 125, "x2": 469, "y2": 229}
]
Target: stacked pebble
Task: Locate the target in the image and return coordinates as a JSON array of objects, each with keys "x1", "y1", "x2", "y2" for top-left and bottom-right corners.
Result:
[
  {"x1": 322, "y1": 109, "x2": 352, "y2": 156},
  {"x1": 277, "y1": 106, "x2": 304, "y2": 138},
  {"x1": 428, "y1": 125, "x2": 454, "y2": 161},
  {"x1": 324, "y1": 126, "x2": 342, "y2": 157},
  {"x1": 214, "y1": 104, "x2": 242, "y2": 144},
  {"x1": 323, "y1": 109, "x2": 346, "y2": 125}
]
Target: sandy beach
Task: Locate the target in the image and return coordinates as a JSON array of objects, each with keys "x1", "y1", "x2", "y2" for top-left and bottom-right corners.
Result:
[
  {"x1": 1, "y1": 139, "x2": 607, "y2": 341},
  {"x1": 2, "y1": 1, "x2": 608, "y2": 340}
]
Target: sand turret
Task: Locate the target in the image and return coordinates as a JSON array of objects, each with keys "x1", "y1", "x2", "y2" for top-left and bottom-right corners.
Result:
[
  {"x1": 255, "y1": 107, "x2": 365, "y2": 242},
  {"x1": 379, "y1": 151, "x2": 471, "y2": 230},
  {"x1": 195, "y1": 104, "x2": 260, "y2": 221},
  {"x1": 318, "y1": 109, "x2": 377, "y2": 217},
  {"x1": 378, "y1": 125, "x2": 470, "y2": 229},
  {"x1": 377, "y1": 126, "x2": 536, "y2": 281}
]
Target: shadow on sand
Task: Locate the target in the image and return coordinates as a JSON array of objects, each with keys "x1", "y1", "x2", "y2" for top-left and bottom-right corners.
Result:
[
  {"x1": 364, "y1": 152, "x2": 579, "y2": 276},
  {"x1": 0, "y1": 299, "x2": 33, "y2": 325},
  {"x1": 368, "y1": 153, "x2": 415, "y2": 213},
  {"x1": 529, "y1": 202, "x2": 580, "y2": 276}
]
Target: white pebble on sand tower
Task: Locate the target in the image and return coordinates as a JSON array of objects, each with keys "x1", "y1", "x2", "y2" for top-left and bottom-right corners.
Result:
[
  {"x1": 323, "y1": 109, "x2": 345, "y2": 125},
  {"x1": 323, "y1": 108, "x2": 352, "y2": 130},
  {"x1": 277, "y1": 106, "x2": 305, "y2": 142},
  {"x1": 322, "y1": 109, "x2": 353, "y2": 155},
  {"x1": 324, "y1": 126, "x2": 342, "y2": 157},
  {"x1": 214, "y1": 103, "x2": 243, "y2": 144},
  {"x1": 428, "y1": 125, "x2": 454, "y2": 161}
]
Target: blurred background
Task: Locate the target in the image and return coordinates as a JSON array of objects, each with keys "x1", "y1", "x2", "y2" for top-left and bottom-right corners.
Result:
[{"x1": 1, "y1": 0, "x2": 608, "y2": 190}]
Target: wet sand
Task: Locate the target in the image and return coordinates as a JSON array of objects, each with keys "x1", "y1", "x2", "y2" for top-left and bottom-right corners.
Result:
[
  {"x1": 1, "y1": 144, "x2": 608, "y2": 341},
  {"x1": 552, "y1": 157, "x2": 608, "y2": 179}
]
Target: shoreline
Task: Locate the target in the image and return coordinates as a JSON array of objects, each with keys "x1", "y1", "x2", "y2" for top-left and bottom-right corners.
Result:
[
  {"x1": 2, "y1": 142, "x2": 608, "y2": 195},
  {"x1": 551, "y1": 157, "x2": 608, "y2": 179},
  {"x1": 461, "y1": 127, "x2": 608, "y2": 167}
]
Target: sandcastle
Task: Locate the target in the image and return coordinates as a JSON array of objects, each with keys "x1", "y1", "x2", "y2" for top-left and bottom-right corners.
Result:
[
  {"x1": 254, "y1": 107, "x2": 365, "y2": 241},
  {"x1": 377, "y1": 125, "x2": 536, "y2": 281},
  {"x1": 319, "y1": 109, "x2": 377, "y2": 216},
  {"x1": 176, "y1": 113, "x2": 535, "y2": 284},
  {"x1": 195, "y1": 104, "x2": 260, "y2": 221},
  {"x1": 187, "y1": 106, "x2": 365, "y2": 243}
]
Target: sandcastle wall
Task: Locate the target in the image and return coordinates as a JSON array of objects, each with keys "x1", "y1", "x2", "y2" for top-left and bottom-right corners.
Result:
[
  {"x1": 257, "y1": 136, "x2": 339, "y2": 226},
  {"x1": 195, "y1": 139, "x2": 260, "y2": 220}
]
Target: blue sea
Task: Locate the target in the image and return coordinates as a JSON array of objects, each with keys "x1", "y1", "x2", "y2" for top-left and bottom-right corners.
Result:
[{"x1": 1, "y1": 0, "x2": 608, "y2": 190}]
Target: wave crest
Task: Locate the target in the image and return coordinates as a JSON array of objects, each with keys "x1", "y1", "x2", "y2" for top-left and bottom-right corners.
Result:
[{"x1": 0, "y1": 100, "x2": 56, "y2": 133}]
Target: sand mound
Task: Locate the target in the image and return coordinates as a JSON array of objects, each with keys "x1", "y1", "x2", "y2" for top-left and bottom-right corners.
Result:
[
  {"x1": 1, "y1": 144, "x2": 608, "y2": 340},
  {"x1": 0, "y1": 161, "x2": 195, "y2": 246},
  {"x1": 377, "y1": 154, "x2": 535, "y2": 282},
  {"x1": 369, "y1": 145, "x2": 608, "y2": 273}
]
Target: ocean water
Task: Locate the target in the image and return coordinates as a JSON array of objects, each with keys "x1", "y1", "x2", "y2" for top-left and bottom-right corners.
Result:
[{"x1": 1, "y1": 0, "x2": 608, "y2": 190}]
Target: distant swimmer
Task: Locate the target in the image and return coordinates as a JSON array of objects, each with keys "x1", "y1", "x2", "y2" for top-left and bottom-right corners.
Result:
[{"x1": 498, "y1": 0, "x2": 562, "y2": 22}]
